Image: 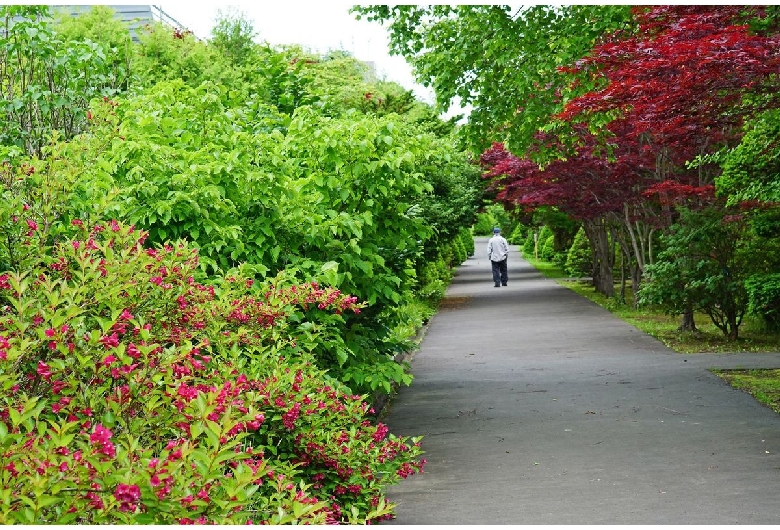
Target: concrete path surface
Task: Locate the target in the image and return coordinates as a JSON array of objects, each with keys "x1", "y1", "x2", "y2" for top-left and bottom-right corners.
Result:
[{"x1": 383, "y1": 237, "x2": 780, "y2": 525}]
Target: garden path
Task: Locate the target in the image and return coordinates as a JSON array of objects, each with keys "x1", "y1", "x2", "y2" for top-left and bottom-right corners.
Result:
[{"x1": 383, "y1": 237, "x2": 780, "y2": 524}]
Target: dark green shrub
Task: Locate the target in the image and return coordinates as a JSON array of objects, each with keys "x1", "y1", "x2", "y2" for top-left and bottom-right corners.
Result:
[
  {"x1": 521, "y1": 229, "x2": 536, "y2": 257},
  {"x1": 565, "y1": 226, "x2": 592, "y2": 277},
  {"x1": 453, "y1": 236, "x2": 467, "y2": 265},
  {"x1": 459, "y1": 227, "x2": 475, "y2": 257},
  {"x1": 540, "y1": 234, "x2": 555, "y2": 262},
  {"x1": 746, "y1": 273, "x2": 780, "y2": 330},
  {"x1": 508, "y1": 223, "x2": 527, "y2": 245},
  {"x1": 551, "y1": 249, "x2": 568, "y2": 269}
]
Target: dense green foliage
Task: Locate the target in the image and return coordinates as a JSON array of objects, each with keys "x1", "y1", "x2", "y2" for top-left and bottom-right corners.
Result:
[
  {"x1": 0, "y1": 5, "x2": 483, "y2": 524},
  {"x1": 364, "y1": 5, "x2": 780, "y2": 336},
  {"x1": 638, "y1": 207, "x2": 750, "y2": 340},
  {"x1": 714, "y1": 108, "x2": 780, "y2": 204},
  {"x1": 565, "y1": 227, "x2": 592, "y2": 278},
  {"x1": 353, "y1": 5, "x2": 633, "y2": 158}
]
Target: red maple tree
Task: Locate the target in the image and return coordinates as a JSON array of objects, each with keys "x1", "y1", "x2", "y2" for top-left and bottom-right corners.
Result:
[
  {"x1": 558, "y1": 5, "x2": 780, "y2": 163},
  {"x1": 483, "y1": 6, "x2": 779, "y2": 297}
]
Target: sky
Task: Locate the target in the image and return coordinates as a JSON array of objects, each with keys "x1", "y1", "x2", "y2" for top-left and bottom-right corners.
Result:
[{"x1": 156, "y1": 3, "x2": 439, "y2": 106}]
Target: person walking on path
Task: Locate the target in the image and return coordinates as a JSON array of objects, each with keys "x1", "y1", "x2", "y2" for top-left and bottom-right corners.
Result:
[{"x1": 487, "y1": 227, "x2": 509, "y2": 287}]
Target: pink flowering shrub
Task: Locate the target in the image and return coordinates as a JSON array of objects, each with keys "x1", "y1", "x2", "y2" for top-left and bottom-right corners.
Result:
[{"x1": 0, "y1": 221, "x2": 424, "y2": 524}]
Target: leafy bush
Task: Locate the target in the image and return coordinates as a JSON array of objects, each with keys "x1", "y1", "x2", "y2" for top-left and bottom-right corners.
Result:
[
  {"x1": 459, "y1": 227, "x2": 475, "y2": 257},
  {"x1": 551, "y1": 249, "x2": 568, "y2": 269},
  {"x1": 521, "y1": 229, "x2": 536, "y2": 257},
  {"x1": 508, "y1": 224, "x2": 527, "y2": 245},
  {"x1": 746, "y1": 273, "x2": 780, "y2": 330},
  {"x1": 540, "y1": 234, "x2": 555, "y2": 262},
  {"x1": 473, "y1": 211, "x2": 497, "y2": 236},
  {"x1": 0, "y1": 6, "x2": 122, "y2": 157},
  {"x1": 0, "y1": 221, "x2": 424, "y2": 524},
  {"x1": 639, "y1": 206, "x2": 749, "y2": 341},
  {"x1": 565, "y1": 226, "x2": 592, "y2": 277},
  {"x1": 452, "y1": 236, "x2": 467, "y2": 265}
]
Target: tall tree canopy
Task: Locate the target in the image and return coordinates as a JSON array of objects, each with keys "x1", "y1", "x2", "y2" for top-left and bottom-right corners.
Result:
[
  {"x1": 559, "y1": 5, "x2": 780, "y2": 169},
  {"x1": 353, "y1": 5, "x2": 632, "y2": 157}
]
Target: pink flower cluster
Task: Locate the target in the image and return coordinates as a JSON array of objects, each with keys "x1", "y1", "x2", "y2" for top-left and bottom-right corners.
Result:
[
  {"x1": 89, "y1": 424, "x2": 116, "y2": 459},
  {"x1": 114, "y1": 483, "x2": 141, "y2": 512}
]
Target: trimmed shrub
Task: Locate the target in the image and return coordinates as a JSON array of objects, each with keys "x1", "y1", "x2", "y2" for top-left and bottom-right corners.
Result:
[
  {"x1": 521, "y1": 229, "x2": 536, "y2": 258},
  {"x1": 508, "y1": 223, "x2": 527, "y2": 245},
  {"x1": 565, "y1": 226, "x2": 592, "y2": 277},
  {"x1": 540, "y1": 234, "x2": 555, "y2": 262}
]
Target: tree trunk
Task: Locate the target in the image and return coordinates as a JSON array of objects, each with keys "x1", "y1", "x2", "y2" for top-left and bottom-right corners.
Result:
[
  {"x1": 630, "y1": 261, "x2": 642, "y2": 309},
  {"x1": 619, "y1": 248, "x2": 627, "y2": 304},
  {"x1": 678, "y1": 304, "x2": 698, "y2": 332},
  {"x1": 583, "y1": 218, "x2": 614, "y2": 297}
]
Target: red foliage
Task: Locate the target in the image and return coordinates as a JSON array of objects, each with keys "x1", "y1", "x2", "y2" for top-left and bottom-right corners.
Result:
[
  {"x1": 484, "y1": 7, "x2": 780, "y2": 222},
  {"x1": 559, "y1": 6, "x2": 780, "y2": 156}
]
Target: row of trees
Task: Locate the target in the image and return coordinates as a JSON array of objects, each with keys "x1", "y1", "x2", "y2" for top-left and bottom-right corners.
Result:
[
  {"x1": 359, "y1": 5, "x2": 780, "y2": 341},
  {"x1": 0, "y1": 5, "x2": 483, "y2": 523}
]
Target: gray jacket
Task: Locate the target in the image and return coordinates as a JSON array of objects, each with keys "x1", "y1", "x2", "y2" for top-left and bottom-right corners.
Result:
[{"x1": 487, "y1": 235, "x2": 509, "y2": 262}]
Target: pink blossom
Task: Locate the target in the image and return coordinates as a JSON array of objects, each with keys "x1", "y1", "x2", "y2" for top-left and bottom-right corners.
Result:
[
  {"x1": 99, "y1": 333, "x2": 119, "y2": 348},
  {"x1": 282, "y1": 403, "x2": 301, "y2": 430},
  {"x1": 126, "y1": 342, "x2": 141, "y2": 359},
  {"x1": 176, "y1": 383, "x2": 198, "y2": 400},
  {"x1": 373, "y1": 423, "x2": 389, "y2": 442},
  {"x1": 90, "y1": 424, "x2": 113, "y2": 445},
  {"x1": 4, "y1": 462, "x2": 18, "y2": 477},
  {"x1": 114, "y1": 483, "x2": 141, "y2": 512},
  {"x1": 25, "y1": 219, "x2": 37, "y2": 231},
  {"x1": 36, "y1": 361, "x2": 52, "y2": 380},
  {"x1": 101, "y1": 355, "x2": 117, "y2": 366},
  {"x1": 90, "y1": 424, "x2": 116, "y2": 458},
  {"x1": 85, "y1": 492, "x2": 104, "y2": 510}
]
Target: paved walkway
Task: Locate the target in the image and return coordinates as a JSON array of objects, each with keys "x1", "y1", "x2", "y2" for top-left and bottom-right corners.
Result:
[{"x1": 384, "y1": 237, "x2": 780, "y2": 525}]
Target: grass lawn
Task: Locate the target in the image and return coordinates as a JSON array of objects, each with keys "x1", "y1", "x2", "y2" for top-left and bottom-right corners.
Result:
[
  {"x1": 711, "y1": 369, "x2": 780, "y2": 414},
  {"x1": 525, "y1": 255, "x2": 780, "y2": 415}
]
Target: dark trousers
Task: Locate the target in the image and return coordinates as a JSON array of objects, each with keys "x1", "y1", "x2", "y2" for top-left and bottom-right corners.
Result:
[{"x1": 491, "y1": 258, "x2": 508, "y2": 286}]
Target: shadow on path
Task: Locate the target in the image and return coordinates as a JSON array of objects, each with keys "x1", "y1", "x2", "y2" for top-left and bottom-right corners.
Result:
[{"x1": 383, "y1": 237, "x2": 780, "y2": 525}]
